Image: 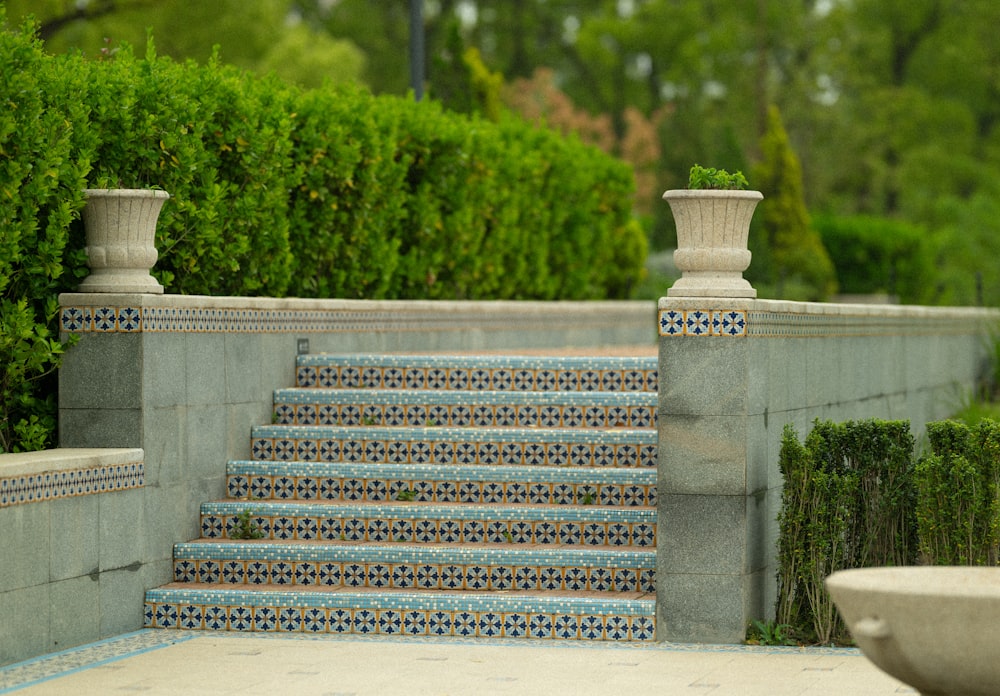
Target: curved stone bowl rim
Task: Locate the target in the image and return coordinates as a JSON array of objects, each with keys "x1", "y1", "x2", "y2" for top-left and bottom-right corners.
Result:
[{"x1": 827, "y1": 566, "x2": 1000, "y2": 599}]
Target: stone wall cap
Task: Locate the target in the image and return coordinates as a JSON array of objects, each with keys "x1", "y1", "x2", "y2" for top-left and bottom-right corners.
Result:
[{"x1": 0, "y1": 448, "x2": 144, "y2": 476}]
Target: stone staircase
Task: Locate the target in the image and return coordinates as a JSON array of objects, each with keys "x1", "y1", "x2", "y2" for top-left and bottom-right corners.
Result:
[{"x1": 144, "y1": 353, "x2": 658, "y2": 641}]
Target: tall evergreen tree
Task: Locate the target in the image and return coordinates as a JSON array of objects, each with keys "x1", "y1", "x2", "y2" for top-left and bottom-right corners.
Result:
[{"x1": 750, "y1": 105, "x2": 836, "y2": 300}]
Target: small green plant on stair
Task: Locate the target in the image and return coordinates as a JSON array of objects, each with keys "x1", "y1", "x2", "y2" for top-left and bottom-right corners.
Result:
[
  {"x1": 230, "y1": 509, "x2": 265, "y2": 540},
  {"x1": 396, "y1": 489, "x2": 417, "y2": 501}
]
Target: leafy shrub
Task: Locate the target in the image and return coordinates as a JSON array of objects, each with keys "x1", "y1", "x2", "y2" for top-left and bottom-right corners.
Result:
[
  {"x1": 776, "y1": 419, "x2": 916, "y2": 644},
  {"x1": 79, "y1": 41, "x2": 298, "y2": 296},
  {"x1": 777, "y1": 416, "x2": 1000, "y2": 643},
  {"x1": 0, "y1": 21, "x2": 645, "y2": 451},
  {"x1": 0, "y1": 12, "x2": 91, "y2": 452},
  {"x1": 814, "y1": 214, "x2": 936, "y2": 304},
  {"x1": 915, "y1": 419, "x2": 1000, "y2": 565}
]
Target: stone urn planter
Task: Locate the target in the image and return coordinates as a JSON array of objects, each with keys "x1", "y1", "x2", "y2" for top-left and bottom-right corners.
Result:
[
  {"x1": 661, "y1": 188, "x2": 762, "y2": 298},
  {"x1": 827, "y1": 566, "x2": 1000, "y2": 696},
  {"x1": 79, "y1": 188, "x2": 169, "y2": 294}
]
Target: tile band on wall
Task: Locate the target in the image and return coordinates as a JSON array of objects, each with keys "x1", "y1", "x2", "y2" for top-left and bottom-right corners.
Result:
[
  {"x1": 0, "y1": 462, "x2": 144, "y2": 508},
  {"x1": 60, "y1": 304, "x2": 646, "y2": 335},
  {"x1": 659, "y1": 308, "x2": 991, "y2": 338}
]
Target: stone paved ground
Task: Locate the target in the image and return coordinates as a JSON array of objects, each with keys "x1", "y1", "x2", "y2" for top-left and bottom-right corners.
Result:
[{"x1": 1, "y1": 631, "x2": 912, "y2": 695}]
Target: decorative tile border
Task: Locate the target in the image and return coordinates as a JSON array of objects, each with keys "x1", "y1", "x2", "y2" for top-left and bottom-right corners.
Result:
[
  {"x1": 0, "y1": 630, "x2": 195, "y2": 692},
  {"x1": 0, "y1": 462, "x2": 144, "y2": 508},
  {"x1": 59, "y1": 304, "x2": 655, "y2": 338},
  {"x1": 658, "y1": 309, "x2": 747, "y2": 337}
]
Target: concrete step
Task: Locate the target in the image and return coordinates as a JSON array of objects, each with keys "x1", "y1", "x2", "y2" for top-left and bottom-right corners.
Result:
[
  {"x1": 250, "y1": 425, "x2": 657, "y2": 468},
  {"x1": 295, "y1": 354, "x2": 657, "y2": 393},
  {"x1": 226, "y1": 460, "x2": 656, "y2": 507},
  {"x1": 272, "y1": 388, "x2": 657, "y2": 429},
  {"x1": 170, "y1": 540, "x2": 656, "y2": 593},
  {"x1": 144, "y1": 584, "x2": 656, "y2": 641}
]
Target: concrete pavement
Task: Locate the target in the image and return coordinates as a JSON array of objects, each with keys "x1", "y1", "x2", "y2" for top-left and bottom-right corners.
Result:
[{"x1": 0, "y1": 631, "x2": 913, "y2": 695}]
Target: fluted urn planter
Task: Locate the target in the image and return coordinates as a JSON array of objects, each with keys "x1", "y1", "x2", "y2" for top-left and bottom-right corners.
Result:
[
  {"x1": 79, "y1": 188, "x2": 169, "y2": 294},
  {"x1": 662, "y1": 189, "x2": 763, "y2": 298}
]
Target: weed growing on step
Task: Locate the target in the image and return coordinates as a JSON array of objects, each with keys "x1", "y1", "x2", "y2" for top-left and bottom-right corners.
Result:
[
  {"x1": 230, "y1": 509, "x2": 265, "y2": 540},
  {"x1": 396, "y1": 489, "x2": 417, "y2": 501},
  {"x1": 579, "y1": 492, "x2": 595, "y2": 505}
]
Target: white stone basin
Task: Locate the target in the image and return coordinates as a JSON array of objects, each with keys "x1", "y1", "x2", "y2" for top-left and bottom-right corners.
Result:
[{"x1": 826, "y1": 567, "x2": 1000, "y2": 696}]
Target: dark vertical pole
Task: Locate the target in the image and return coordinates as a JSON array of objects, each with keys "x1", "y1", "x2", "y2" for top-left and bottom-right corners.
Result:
[{"x1": 410, "y1": 0, "x2": 424, "y2": 100}]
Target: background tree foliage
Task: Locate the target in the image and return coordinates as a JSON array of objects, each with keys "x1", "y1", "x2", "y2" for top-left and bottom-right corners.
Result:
[{"x1": 8, "y1": 0, "x2": 1000, "y2": 304}]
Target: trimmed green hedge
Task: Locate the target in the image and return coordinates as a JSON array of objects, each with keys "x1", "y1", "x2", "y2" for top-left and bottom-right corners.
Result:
[
  {"x1": 776, "y1": 417, "x2": 1000, "y2": 644},
  {"x1": 0, "y1": 15, "x2": 91, "y2": 452},
  {"x1": 0, "y1": 15, "x2": 646, "y2": 451},
  {"x1": 916, "y1": 420, "x2": 1000, "y2": 565},
  {"x1": 814, "y1": 214, "x2": 935, "y2": 304},
  {"x1": 776, "y1": 419, "x2": 916, "y2": 644}
]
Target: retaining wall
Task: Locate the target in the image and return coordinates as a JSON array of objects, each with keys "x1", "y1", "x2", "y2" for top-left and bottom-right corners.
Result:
[
  {"x1": 655, "y1": 297, "x2": 998, "y2": 643},
  {"x1": 0, "y1": 448, "x2": 144, "y2": 665}
]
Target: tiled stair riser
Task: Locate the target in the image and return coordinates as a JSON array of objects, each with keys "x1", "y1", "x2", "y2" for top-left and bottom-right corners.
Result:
[
  {"x1": 145, "y1": 589, "x2": 656, "y2": 640},
  {"x1": 172, "y1": 544, "x2": 655, "y2": 592},
  {"x1": 199, "y1": 503, "x2": 656, "y2": 546},
  {"x1": 272, "y1": 390, "x2": 657, "y2": 429},
  {"x1": 250, "y1": 426, "x2": 657, "y2": 468},
  {"x1": 294, "y1": 355, "x2": 657, "y2": 393},
  {"x1": 146, "y1": 353, "x2": 658, "y2": 641},
  {"x1": 226, "y1": 461, "x2": 656, "y2": 507}
]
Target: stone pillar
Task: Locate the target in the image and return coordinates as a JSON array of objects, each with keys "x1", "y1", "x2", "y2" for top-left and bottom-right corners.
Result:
[{"x1": 655, "y1": 298, "x2": 768, "y2": 643}]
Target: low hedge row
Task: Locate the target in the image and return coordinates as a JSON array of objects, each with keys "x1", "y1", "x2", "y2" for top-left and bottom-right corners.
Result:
[
  {"x1": 776, "y1": 417, "x2": 1000, "y2": 644},
  {"x1": 0, "y1": 14, "x2": 647, "y2": 451}
]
